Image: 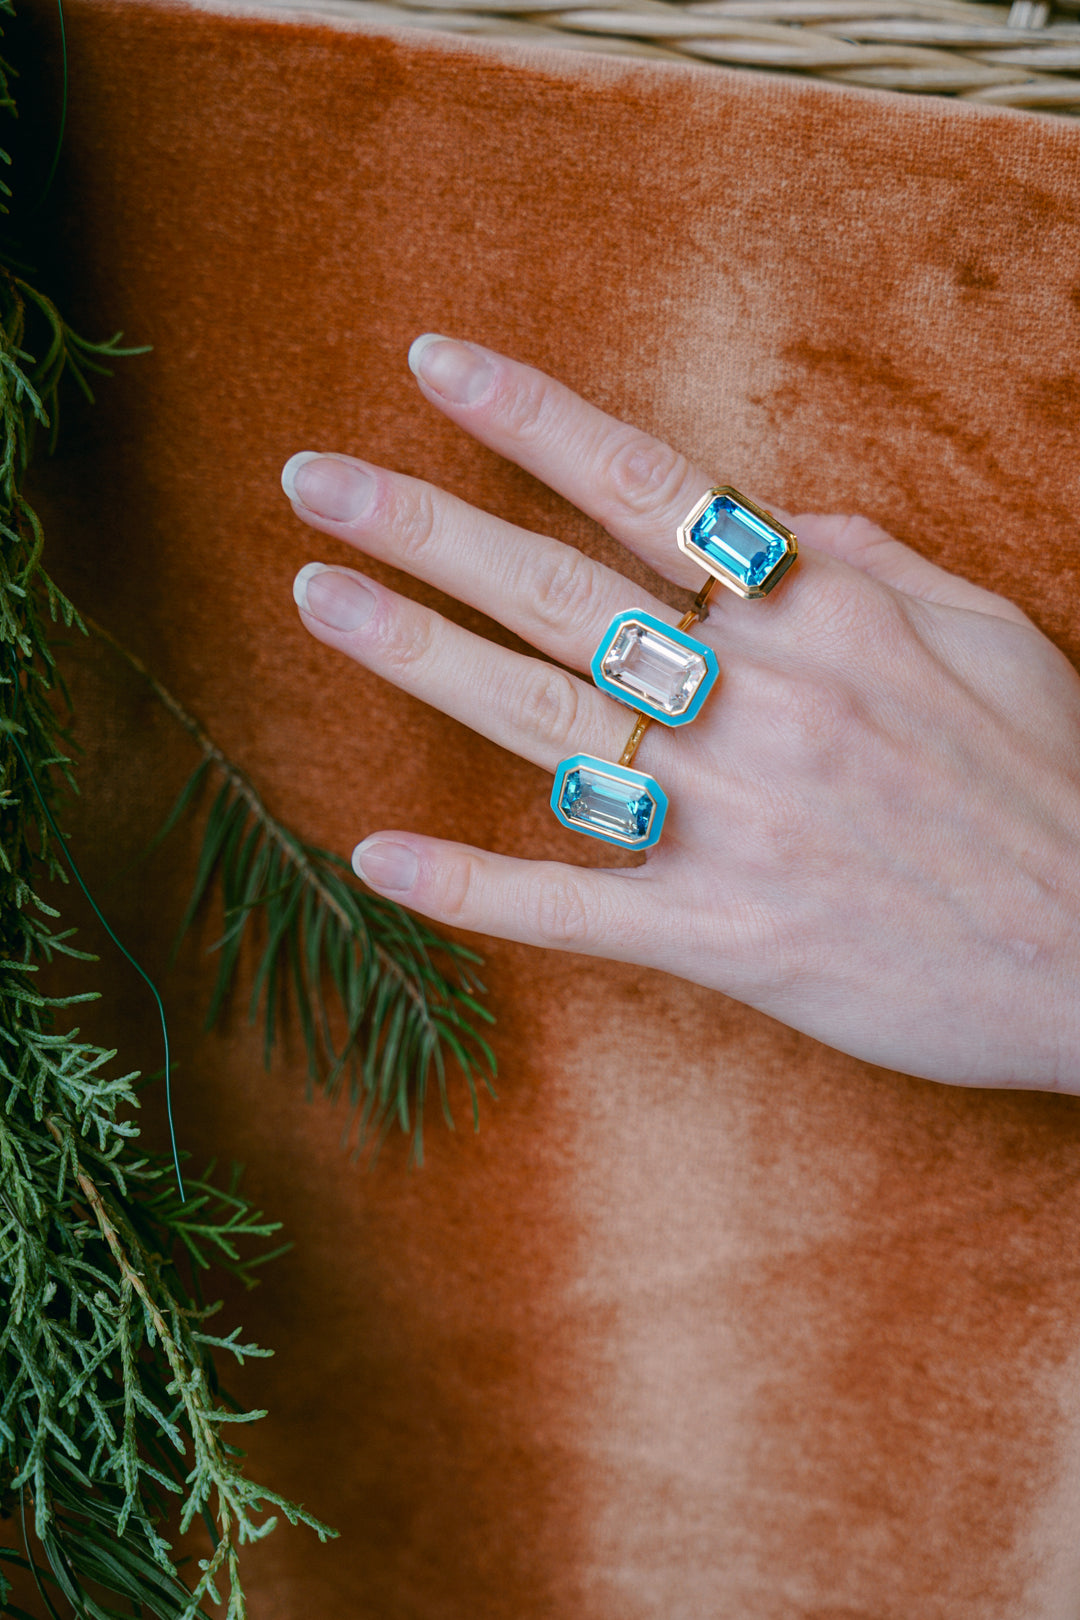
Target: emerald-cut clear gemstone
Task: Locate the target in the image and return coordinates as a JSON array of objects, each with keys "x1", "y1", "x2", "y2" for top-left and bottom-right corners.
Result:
[
  {"x1": 590, "y1": 610, "x2": 719, "y2": 727},
  {"x1": 601, "y1": 620, "x2": 708, "y2": 717},
  {"x1": 560, "y1": 766, "x2": 654, "y2": 842}
]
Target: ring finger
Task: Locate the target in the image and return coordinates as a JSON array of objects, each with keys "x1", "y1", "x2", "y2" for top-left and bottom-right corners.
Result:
[{"x1": 292, "y1": 560, "x2": 643, "y2": 776}]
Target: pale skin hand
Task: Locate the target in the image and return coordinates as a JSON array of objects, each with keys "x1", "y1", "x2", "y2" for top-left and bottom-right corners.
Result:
[{"x1": 282, "y1": 336, "x2": 1080, "y2": 1091}]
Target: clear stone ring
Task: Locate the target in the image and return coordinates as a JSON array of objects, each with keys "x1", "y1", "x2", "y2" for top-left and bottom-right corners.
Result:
[{"x1": 550, "y1": 487, "x2": 798, "y2": 850}]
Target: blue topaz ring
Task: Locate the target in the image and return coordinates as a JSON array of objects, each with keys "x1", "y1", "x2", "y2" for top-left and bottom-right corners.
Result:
[
  {"x1": 551, "y1": 751, "x2": 668, "y2": 851},
  {"x1": 678, "y1": 486, "x2": 798, "y2": 600}
]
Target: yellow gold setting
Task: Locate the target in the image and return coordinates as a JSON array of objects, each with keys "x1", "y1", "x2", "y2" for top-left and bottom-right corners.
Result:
[{"x1": 677, "y1": 485, "x2": 798, "y2": 601}]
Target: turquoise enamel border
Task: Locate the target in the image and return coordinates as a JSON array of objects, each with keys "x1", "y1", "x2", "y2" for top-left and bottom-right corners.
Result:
[
  {"x1": 589, "y1": 609, "x2": 719, "y2": 727},
  {"x1": 550, "y1": 754, "x2": 668, "y2": 850}
]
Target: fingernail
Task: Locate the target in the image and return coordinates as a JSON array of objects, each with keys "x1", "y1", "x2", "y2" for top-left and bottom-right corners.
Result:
[
  {"x1": 282, "y1": 452, "x2": 374, "y2": 522},
  {"x1": 293, "y1": 563, "x2": 375, "y2": 632},
  {"x1": 353, "y1": 838, "x2": 418, "y2": 893},
  {"x1": 407, "y1": 334, "x2": 494, "y2": 405}
]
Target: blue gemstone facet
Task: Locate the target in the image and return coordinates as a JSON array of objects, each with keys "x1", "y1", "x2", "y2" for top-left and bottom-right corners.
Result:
[
  {"x1": 561, "y1": 769, "x2": 652, "y2": 839},
  {"x1": 550, "y1": 755, "x2": 668, "y2": 849},
  {"x1": 679, "y1": 491, "x2": 795, "y2": 596}
]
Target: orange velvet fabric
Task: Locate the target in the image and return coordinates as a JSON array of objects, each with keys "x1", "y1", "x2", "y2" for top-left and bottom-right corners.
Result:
[{"x1": 15, "y1": 1, "x2": 1080, "y2": 1612}]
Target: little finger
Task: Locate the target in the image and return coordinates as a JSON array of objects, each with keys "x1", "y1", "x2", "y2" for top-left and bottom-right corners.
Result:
[
  {"x1": 352, "y1": 832, "x2": 658, "y2": 957},
  {"x1": 796, "y1": 511, "x2": 1033, "y2": 625}
]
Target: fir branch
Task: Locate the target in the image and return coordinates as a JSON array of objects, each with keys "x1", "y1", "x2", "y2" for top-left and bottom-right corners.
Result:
[{"x1": 87, "y1": 618, "x2": 498, "y2": 1165}]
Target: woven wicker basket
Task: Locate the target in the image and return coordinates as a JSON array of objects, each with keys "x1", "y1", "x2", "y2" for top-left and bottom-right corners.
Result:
[{"x1": 255, "y1": 0, "x2": 1080, "y2": 113}]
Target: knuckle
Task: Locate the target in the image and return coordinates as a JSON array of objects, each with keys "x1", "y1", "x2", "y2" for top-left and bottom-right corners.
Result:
[
  {"x1": 528, "y1": 875, "x2": 592, "y2": 948},
  {"x1": 434, "y1": 852, "x2": 480, "y2": 923},
  {"x1": 377, "y1": 607, "x2": 435, "y2": 678},
  {"x1": 778, "y1": 677, "x2": 861, "y2": 767},
  {"x1": 531, "y1": 546, "x2": 598, "y2": 637},
  {"x1": 725, "y1": 895, "x2": 805, "y2": 980},
  {"x1": 518, "y1": 665, "x2": 582, "y2": 751},
  {"x1": 800, "y1": 566, "x2": 903, "y2": 651},
  {"x1": 718, "y1": 770, "x2": 813, "y2": 884},
  {"x1": 750, "y1": 785, "x2": 814, "y2": 874},
  {"x1": 603, "y1": 433, "x2": 693, "y2": 521},
  {"x1": 799, "y1": 568, "x2": 868, "y2": 642},
  {"x1": 393, "y1": 483, "x2": 440, "y2": 565},
  {"x1": 495, "y1": 368, "x2": 561, "y2": 449}
]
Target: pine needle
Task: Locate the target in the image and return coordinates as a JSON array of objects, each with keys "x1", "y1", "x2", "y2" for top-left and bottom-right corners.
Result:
[{"x1": 87, "y1": 618, "x2": 498, "y2": 1166}]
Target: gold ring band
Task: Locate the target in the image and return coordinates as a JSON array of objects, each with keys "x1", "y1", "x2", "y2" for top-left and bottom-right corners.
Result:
[
  {"x1": 676, "y1": 573, "x2": 719, "y2": 632},
  {"x1": 618, "y1": 711, "x2": 652, "y2": 768}
]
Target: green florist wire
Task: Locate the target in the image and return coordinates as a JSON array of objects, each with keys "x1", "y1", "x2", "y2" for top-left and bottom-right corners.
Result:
[{"x1": 7, "y1": 650, "x2": 186, "y2": 1199}]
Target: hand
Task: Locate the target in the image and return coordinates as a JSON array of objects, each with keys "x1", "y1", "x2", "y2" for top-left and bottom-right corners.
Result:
[{"x1": 283, "y1": 336, "x2": 1080, "y2": 1091}]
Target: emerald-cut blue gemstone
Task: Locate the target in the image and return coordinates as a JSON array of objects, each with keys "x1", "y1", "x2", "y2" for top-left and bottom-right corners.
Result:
[
  {"x1": 678, "y1": 489, "x2": 796, "y2": 598},
  {"x1": 562, "y1": 770, "x2": 651, "y2": 838},
  {"x1": 550, "y1": 755, "x2": 667, "y2": 849}
]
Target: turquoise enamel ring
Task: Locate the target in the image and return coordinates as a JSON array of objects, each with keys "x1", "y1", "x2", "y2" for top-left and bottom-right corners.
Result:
[
  {"x1": 551, "y1": 755, "x2": 668, "y2": 851},
  {"x1": 590, "y1": 609, "x2": 720, "y2": 727},
  {"x1": 550, "y1": 486, "x2": 797, "y2": 849}
]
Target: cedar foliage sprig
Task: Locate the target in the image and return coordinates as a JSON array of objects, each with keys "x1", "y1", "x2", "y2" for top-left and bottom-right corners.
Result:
[
  {"x1": 0, "y1": 18, "x2": 333, "y2": 1617},
  {"x1": 89, "y1": 622, "x2": 498, "y2": 1166}
]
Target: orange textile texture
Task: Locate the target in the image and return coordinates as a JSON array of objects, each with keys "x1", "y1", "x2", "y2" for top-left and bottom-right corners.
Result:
[{"x1": 16, "y1": 2, "x2": 1080, "y2": 1614}]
